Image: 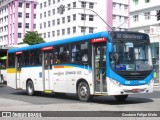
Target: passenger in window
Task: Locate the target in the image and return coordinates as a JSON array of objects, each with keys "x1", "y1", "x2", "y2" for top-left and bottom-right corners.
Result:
[
  {"x1": 82, "y1": 52, "x2": 88, "y2": 61},
  {"x1": 55, "y1": 55, "x2": 60, "y2": 63}
]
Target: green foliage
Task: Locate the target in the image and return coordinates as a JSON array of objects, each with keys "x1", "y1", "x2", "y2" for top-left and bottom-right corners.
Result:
[{"x1": 23, "y1": 31, "x2": 45, "y2": 45}]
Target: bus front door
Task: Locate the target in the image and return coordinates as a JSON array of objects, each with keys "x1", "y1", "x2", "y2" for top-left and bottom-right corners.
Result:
[
  {"x1": 93, "y1": 43, "x2": 107, "y2": 93},
  {"x1": 43, "y1": 51, "x2": 53, "y2": 91},
  {"x1": 15, "y1": 54, "x2": 22, "y2": 89}
]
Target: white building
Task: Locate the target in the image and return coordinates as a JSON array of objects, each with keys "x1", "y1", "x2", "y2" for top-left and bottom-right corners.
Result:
[
  {"x1": 36, "y1": 0, "x2": 130, "y2": 42},
  {"x1": 0, "y1": 0, "x2": 130, "y2": 46},
  {"x1": 130, "y1": 0, "x2": 160, "y2": 84},
  {"x1": 0, "y1": 0, "x2": 38, "y2": 48}
]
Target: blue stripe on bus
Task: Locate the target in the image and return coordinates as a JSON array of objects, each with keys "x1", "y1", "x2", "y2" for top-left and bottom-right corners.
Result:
[{"x1": 8, "y1": 31, "x2": 109, "y2": 53}]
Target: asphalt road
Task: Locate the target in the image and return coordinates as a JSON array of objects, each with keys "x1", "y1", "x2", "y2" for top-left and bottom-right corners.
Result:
[{"x1": 0, "y1": 84, "x2": 160, "y2": 120}]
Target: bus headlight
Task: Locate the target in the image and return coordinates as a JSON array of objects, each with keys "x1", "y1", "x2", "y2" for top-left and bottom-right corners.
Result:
[{"x1": 110, "y1": 78, "x2": 122, "y2": 87}]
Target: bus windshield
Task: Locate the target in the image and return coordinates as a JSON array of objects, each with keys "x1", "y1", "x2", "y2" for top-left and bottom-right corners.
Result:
[{"x1": 110, "y1": 41, "x2": 152, "y2": 71}]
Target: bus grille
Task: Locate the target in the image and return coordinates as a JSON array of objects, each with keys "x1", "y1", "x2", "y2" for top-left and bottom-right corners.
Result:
[{"x1": 116, "y1": 70, "x2": 152, "y2": 80}]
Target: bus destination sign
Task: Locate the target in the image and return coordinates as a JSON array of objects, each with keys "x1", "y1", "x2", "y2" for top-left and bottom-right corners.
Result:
[{"x1": 112, "y1": 32, "x2": 148, "y2": 40}]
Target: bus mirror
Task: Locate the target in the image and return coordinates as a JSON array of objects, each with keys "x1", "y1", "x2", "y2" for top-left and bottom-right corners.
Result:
[{"x1": 108, "y1": 43, "x2": 112, "y2": 53}]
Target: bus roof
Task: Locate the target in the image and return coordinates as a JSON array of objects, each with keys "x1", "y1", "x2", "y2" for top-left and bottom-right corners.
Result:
[{"x1": 8, "y1": 31, "x2": 109, "y2": 53}]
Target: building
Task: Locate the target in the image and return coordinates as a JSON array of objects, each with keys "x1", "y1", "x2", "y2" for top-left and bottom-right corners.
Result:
[
  {"x1": 0, "y1": 0, "x2": 130, "y2": 46},
  {"x1": 130, "y1": 0, "x2": 160, "y2": 84},
  {"x1": 0, "y1": 0, "x2": 38, "y2": 48},
  {"x1": 37, "y1": 0, "x2": 130, "y2": 42}
]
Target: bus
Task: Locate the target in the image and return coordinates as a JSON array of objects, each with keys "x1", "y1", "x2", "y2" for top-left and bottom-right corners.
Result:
[
  {"x1": 7, "y1": 31, "x2": 154, "y2": 101},
  {"x1": 0, "y1": 49, "x2": 7, "y2": 84}
]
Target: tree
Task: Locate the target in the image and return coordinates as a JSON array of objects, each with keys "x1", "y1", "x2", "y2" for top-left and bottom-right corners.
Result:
[{"x1": 23, "y1": 31, "x2": 45, "y2": 45}]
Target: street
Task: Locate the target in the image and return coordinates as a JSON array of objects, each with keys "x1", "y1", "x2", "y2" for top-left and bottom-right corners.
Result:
[{"x1": 0, "y1": 84, "x2": 160, "y2": 111}]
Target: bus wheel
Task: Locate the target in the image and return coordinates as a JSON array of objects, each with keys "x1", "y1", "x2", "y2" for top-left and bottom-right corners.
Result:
[
  {"x1": 77, "y1": 81, "x2": 91, "y2": 102},
  {"x1": 26, "y1": 80, "x2": 35, "y2": 96},
  {"x1": 114, "y1": 95, "x2": 128, "y2": 101}
]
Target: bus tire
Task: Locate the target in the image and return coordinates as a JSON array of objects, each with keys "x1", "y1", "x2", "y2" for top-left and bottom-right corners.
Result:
[
  {"x1": 77, "y1": 81, "x2": 91, "y2": 102},
  {"x1": 114, "y1": 95, "x2": 128, "y2": 101},
  {"x1": 26, "y1": 80, "x2": 35, "y2": 96}
]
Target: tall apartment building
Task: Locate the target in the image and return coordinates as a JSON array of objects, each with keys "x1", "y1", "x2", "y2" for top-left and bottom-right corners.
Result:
[
  {"x1": 0, "y1": 0, "x2": 38, "y2": 48},
  {"x1": 0, "y1": 0, "x2": 129, "y2": 46},
  {"x1": 37, "y1": 0, "x2": 130, "y2": 42},
  {"x1": 130, "y1": 0, "x2": 160, "y2": 84}
]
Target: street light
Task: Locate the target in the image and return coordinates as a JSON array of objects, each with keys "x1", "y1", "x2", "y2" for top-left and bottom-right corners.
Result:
[{"x1": 58, "y1": 5, "x2": 114, "y2": 31}]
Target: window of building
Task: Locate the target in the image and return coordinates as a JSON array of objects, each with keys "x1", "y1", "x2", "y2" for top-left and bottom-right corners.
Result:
[
  {"x1": 113, "y1": 3, "x2": 116, "y2": 9},
  {"x1": 44, "y1": 22, "x2": 46, "y2": 28},
  {"x1": 57, "y1": 19, "x2": 60, "y2": 25},
  {"x1": 44, "y1": 33, "x2": 46, "y2": 38},
  {"x1": 113, "y1": 15, "x2": 116, "y2": 21},
  {"x1": 89, "y1": 15, "x2": 94, "y2": 21},
  {"x1": 40, "y1": 23, "x2": 42, "y2": 29},
  {"x1": 81, "y1": 1, "x2": 86, "y2": 8},
  {"x1": 145, "y1": 0, "x2": 150, "y2": 3},
  {"x1": 52, "y1": 31, "x2": 55, "y2": 37},
  {"x1": 89, "y1": 27, "x2": 94, "y2": 33},
  {"x1": 34, "y1": 4, "x2": 36, "y2": 9},
  {"x1": 48, "y1": 0, "x2": 51, "y2": 6},
  {"x1": 44, "y1": 12, "x2": 46, "y2": 17},
  {"x1": 81, "y1": 14, "x2": 86, "y2": 20},
  {"x1": 57, "y1": 30, "x2": 60, "y2": 36},
  {"x1": 144, "y1": 12, "x2": 150, "y2": 20},
  {"x1": 73, "y1": 2, "x2": 76, "y2": 8},
  {"x1": 34, "y1": 24, "x2": 36, "y2": 29},
  {"x1": 48, "y1": 32, "x2": 50, "y2": 38},
  {"x1": 18, "y1": 23, "x2": 22, "y2": 28},
  {"x1": 52, "y1": 20, "x2": 55, "y2": 26},
  {"x1": 67, "y1": 28, "x2": 70, "y2": 34},
  {"x1": 62, "y1": 29, "x2": 65, "y2": 35},
  {"x1": 81, "y1": 26, "x2": 86, "y2": 33},
  {"x1": 26, "y1": 3, "x2": 30, "y2": 8},
  {"x1": 34, "y1": 14, "x2": 36, "y2": 19},
  {"x1": 68, "y1": 4, "x2": 71, "y2": 10},
  {"x1": 52, "y1": 9, "x2": 55, "y2": 15},
  {"x1": 67, "y1": 16, "x2": 70, "y2": 22},
  {"x1": 19, "y1": 2, "x2": 22, "y2": 7},
  {"x1": 48, "y1": 21, "x2": 50, "y2": 27},
  {"x1": 26, "y1": 13, "x2": 29, "y2": 18},
  {"x1": 89, "y1": 3, "x2": 94, "y2": 9},
  {"x1": 124, "y1": 5, "x2": 128, "y2": 10},
  {"x1": 40, "y1": 13, "x2": 42, "y2": 19},
  {"x1": 18, "y1": 12, "x2": 22, "y2": 18},
  {"x1": 44, "y1": 2, "x2": 46, "y2": 7},
  {"x1": 48, "y1": 10, "x2": 51, "y2": 16},
  {"x1": 62, "y1": 17, "x2": 65, "y2": 24},
  {"x1": 58, "y1": 0, "x2": 60, "y2": 2},
  {"x1": 133, "y1": 15, "x2": 139, "y2": 22},
  {"x1": 18, "y1": 33, "x2": 22, "y2": 38},
  {"x1": 53, "y1": 0, "x2": 55, "y2": 4},
  {"x1": 73, "y1": 14, "x2": 76, "y2": 21},
  {"x1": 26, "y1": 23, "x2": 29, "y2": 28},
  {"x1": 73, "y1": 26, "x2": 76, "y2": 33},
  {"x1": 40, "y1": 3, "x2": 42, "y2": 9}
]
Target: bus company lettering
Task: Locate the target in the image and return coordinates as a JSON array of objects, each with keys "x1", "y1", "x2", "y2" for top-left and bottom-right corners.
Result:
[
  {"x1": 65, "y1": 71, "x2": 76, "y2": 75},
  {"x1": 54, "y1": 72, "x2": 64, "y2": 76}
]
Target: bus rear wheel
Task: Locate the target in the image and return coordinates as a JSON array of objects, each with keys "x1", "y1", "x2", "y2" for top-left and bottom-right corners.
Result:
[
  {"x1": 77, "y1": 81, "x2": 91, "y2": 102},
  {"x1": 26, "y1": 80, "x2": 35, "y2": 96},
  {"x1": 114, "y1": 95, "x2": 128, "y2": 101}
]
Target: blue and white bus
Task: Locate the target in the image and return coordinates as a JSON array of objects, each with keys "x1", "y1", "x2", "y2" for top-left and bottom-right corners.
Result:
[{"x1": 7, "y1": 31, "x2": 153, "y2": 101}]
